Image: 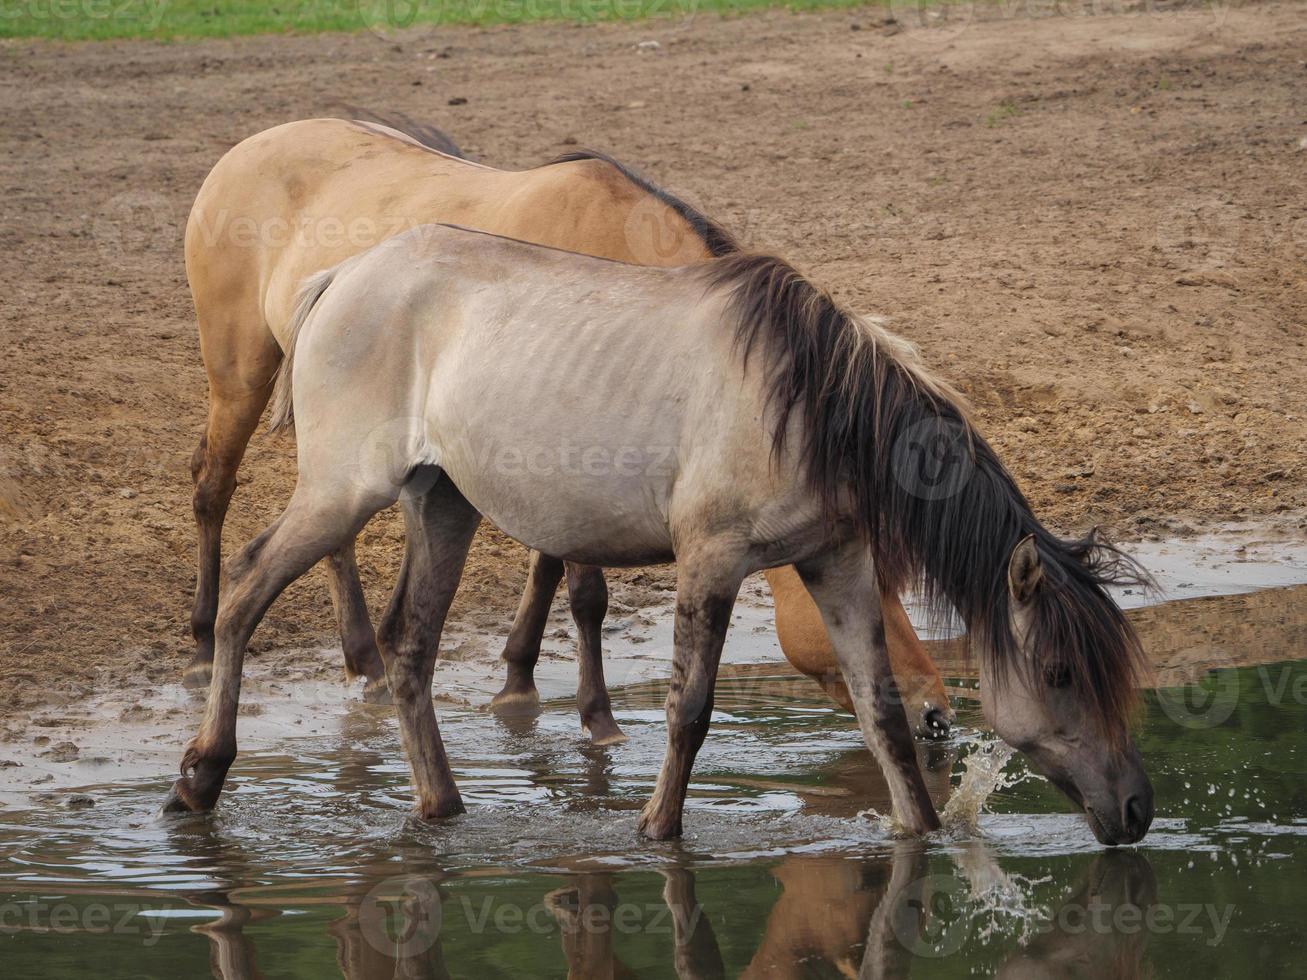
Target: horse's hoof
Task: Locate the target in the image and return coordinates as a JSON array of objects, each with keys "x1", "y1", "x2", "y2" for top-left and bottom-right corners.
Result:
[
  {"x1": 585, "y1": 719, "x2": 629, "y2": 747},
  {"x1": 920, "y1": 704, "x2": 955, "y2": 739},
  {"x1": 182, "y1": 662, "x2": 212, "y2": 691},
  {"x1": 362, "y1": 677, "x2": 393, "y2": 705},
  {"x1": 489, "y1": 687, "x2": 542, "y2": 717},
  {"x1": 160, "y1": 779, "x2": 206, "y2": 815},
  {"x1": 414, "y1": 797, "x2": 466, "y2": 821},
  {"x1": 638, "y1": 806, "x2": 683, "y2": 841}
]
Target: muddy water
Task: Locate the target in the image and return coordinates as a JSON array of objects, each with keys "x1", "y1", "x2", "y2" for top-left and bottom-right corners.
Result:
[{"x1": 2, "y1": 585, "x2": 1306, "y2": 978}]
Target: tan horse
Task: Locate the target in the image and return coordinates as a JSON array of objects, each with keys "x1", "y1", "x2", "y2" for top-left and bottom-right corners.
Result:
[{"x1": 183, "y1": 116, "x2": 953, "y2": 738}]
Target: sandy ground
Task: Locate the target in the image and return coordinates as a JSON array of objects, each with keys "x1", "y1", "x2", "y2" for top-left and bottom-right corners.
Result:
[{"x1": 1, "y1": 0, "x2": 1305, "y2": 722}]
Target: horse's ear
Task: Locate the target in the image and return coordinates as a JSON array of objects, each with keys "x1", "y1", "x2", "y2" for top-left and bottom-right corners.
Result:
[{"x1": 1007, "y1": 534, "x2": 1044, "y2": 604}]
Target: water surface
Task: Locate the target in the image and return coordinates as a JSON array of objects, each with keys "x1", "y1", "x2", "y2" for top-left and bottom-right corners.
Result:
[{"x1": 1, "y1": 585, "x2": 1304, "y2": 977}]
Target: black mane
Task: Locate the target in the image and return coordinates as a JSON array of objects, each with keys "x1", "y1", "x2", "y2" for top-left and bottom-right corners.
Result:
[
  {"x1": 550, "y1": 149, "x2": 739, "y2": 259},
  {"x1": 339, "y1": 110, "x2": 739, "y2": 260},
  {"x1": 704, "y1": 252, "x2": 1150, "y2": 741}
]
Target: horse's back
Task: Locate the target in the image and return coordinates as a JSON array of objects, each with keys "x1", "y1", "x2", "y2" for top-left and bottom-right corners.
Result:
[
  {"x1": 186, "y1": 119, "x2": 492, "y2": 340},
  {"x1": 187, "y1": 118, "x2": 706, "y2": 346},
  {"x1": 292, "y1": 226, "x2": 770, "y2": 565}
]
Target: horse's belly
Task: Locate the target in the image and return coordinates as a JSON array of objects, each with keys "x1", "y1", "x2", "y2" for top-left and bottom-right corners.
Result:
[{"x1": 437, "y1": 442, "x2": 677, "y2": 567}]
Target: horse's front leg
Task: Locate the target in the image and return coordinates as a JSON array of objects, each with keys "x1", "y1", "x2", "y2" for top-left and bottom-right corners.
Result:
[
  {"x1": 796, "y1": 548, "x2": 940, "y2": 835},
  {"x1": 639, "y1": 555, "x2": 743, "y2": 840}
]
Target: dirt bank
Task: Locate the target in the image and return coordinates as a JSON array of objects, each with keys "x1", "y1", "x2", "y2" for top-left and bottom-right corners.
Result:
[{"x1": 1, "y1": 0, "x2": 1304, "y2": 720}]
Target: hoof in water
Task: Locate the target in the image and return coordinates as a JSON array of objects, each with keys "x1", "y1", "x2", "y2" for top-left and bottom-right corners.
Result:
[
  {"x1": 637, "y1": 805, "x2": 683, "y2": 841},
  {"x1": 160, "y1": 779, "x2": 207, "y2": 816},
  {"x1": 585, "y1": 718, "x2": 629, "y2": 747},
  {"x1": 182, "y1": 662, "x2": 212, "y2": 691},
  {"x1": 413, "y1": 797, "x2": 467, "y2": 821},
  {"x1": 489, "y1": 687, "x2": 542, "y2": 717},
  {"x1": 362, "y1": 677, "x2": 393, "y2": 705}
]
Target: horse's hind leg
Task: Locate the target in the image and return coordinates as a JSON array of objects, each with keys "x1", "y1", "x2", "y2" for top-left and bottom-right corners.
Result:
[
  {"x1": 490, "y1": 550, "x2": 565, "y2": 715},
  {"x1": 186, "y1": 297, "x2": 283, "y2": 690},
  {"x1": 567, "y1": 563, "x2": 625, "y2": 746},
  {"x1": 639, "y1": 554, "x2": 744, "y2": 840},
  {"x1": 187, "y1": 383, "x2": 275, "y2": 689},
  {"x1": 325, "y1": 542, "x2": 389, "y2": 702},
  {"x1": 379, "y1": 474, "x2": 481, "y2": 820},
  {"x1": 167, "y1": 486, "x2": 376, "y2": 813}
]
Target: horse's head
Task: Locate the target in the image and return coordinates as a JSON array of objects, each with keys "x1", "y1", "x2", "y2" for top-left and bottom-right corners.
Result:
[{"x1": 979, "y1": 535, "x2": 1154, "y2": 846}]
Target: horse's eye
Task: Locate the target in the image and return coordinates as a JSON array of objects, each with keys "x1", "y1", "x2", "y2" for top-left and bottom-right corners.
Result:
[{"x1": 1044, "y1": 665, "x2": 1072, "y2": 689}]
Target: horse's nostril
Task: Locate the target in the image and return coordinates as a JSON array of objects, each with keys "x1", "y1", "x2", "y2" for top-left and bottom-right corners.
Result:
[
  {"x1": 1124, "y1": 794, "x2": 1151, "y2": 838},
  {"x1": 923, "y1": 706, "x2": 951, "y2": 738}
]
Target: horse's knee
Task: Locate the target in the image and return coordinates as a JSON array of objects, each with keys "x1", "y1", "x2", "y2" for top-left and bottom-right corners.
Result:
[
  {"x1": 387, "y1": 663, "x2": 432, "y2": 705},
  {"x1": 380, "y1": 634, "x2": 432, "y2": 701},
  {"x1": 192, "y1": 463, "x2": 237, "y2": 523},
  {"x1": 190, "y1": 433, "x2": 208, "y2": 484}
]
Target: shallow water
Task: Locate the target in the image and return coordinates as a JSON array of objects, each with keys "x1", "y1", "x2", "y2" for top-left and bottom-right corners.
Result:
[{"x1": 2, "y1": 585, "x2": 1305, "y2": 978}]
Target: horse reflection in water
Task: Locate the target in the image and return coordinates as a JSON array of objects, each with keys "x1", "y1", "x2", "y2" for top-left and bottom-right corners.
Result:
[
  {"x1": 209, "y1": 845, "x2": 1147, "y2": 980},
  {"x1": 155, "y1": 737, "x2": 1153, "y2": 980},
  {"x1": 150, "y1": 695, "x2": 1152, "y2": 977}
]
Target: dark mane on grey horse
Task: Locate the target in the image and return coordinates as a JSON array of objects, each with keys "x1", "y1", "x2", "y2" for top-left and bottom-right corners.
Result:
[{"x1": 703, "y1": 252, "x2": 1150, "y2": 742}]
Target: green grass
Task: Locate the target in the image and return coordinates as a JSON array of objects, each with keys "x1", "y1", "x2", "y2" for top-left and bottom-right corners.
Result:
[
  {"x1": 984, "y1": 99, "x2": 1021, "y2": 128},
  {"x1": 0, "y1": 0, "x2": 906, "y2": 41}
]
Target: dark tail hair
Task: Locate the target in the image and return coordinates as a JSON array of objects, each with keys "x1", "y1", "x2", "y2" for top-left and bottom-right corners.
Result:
[{"x1": 268, "y1": 268, "x2": 337, "y2": 434}]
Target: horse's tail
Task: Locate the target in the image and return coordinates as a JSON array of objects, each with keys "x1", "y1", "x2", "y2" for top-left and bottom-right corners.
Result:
[{"x1": 268, "y1": 268, "x2": 337, "y2": 435}]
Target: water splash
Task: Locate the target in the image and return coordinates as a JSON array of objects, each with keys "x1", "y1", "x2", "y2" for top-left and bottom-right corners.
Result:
[
  {"x1": 855, "y1": 737, "x2": 1018, "y2": 837},
  {"x1": 939, "y1": 737, "x2": 1017, "y2": 835}
]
